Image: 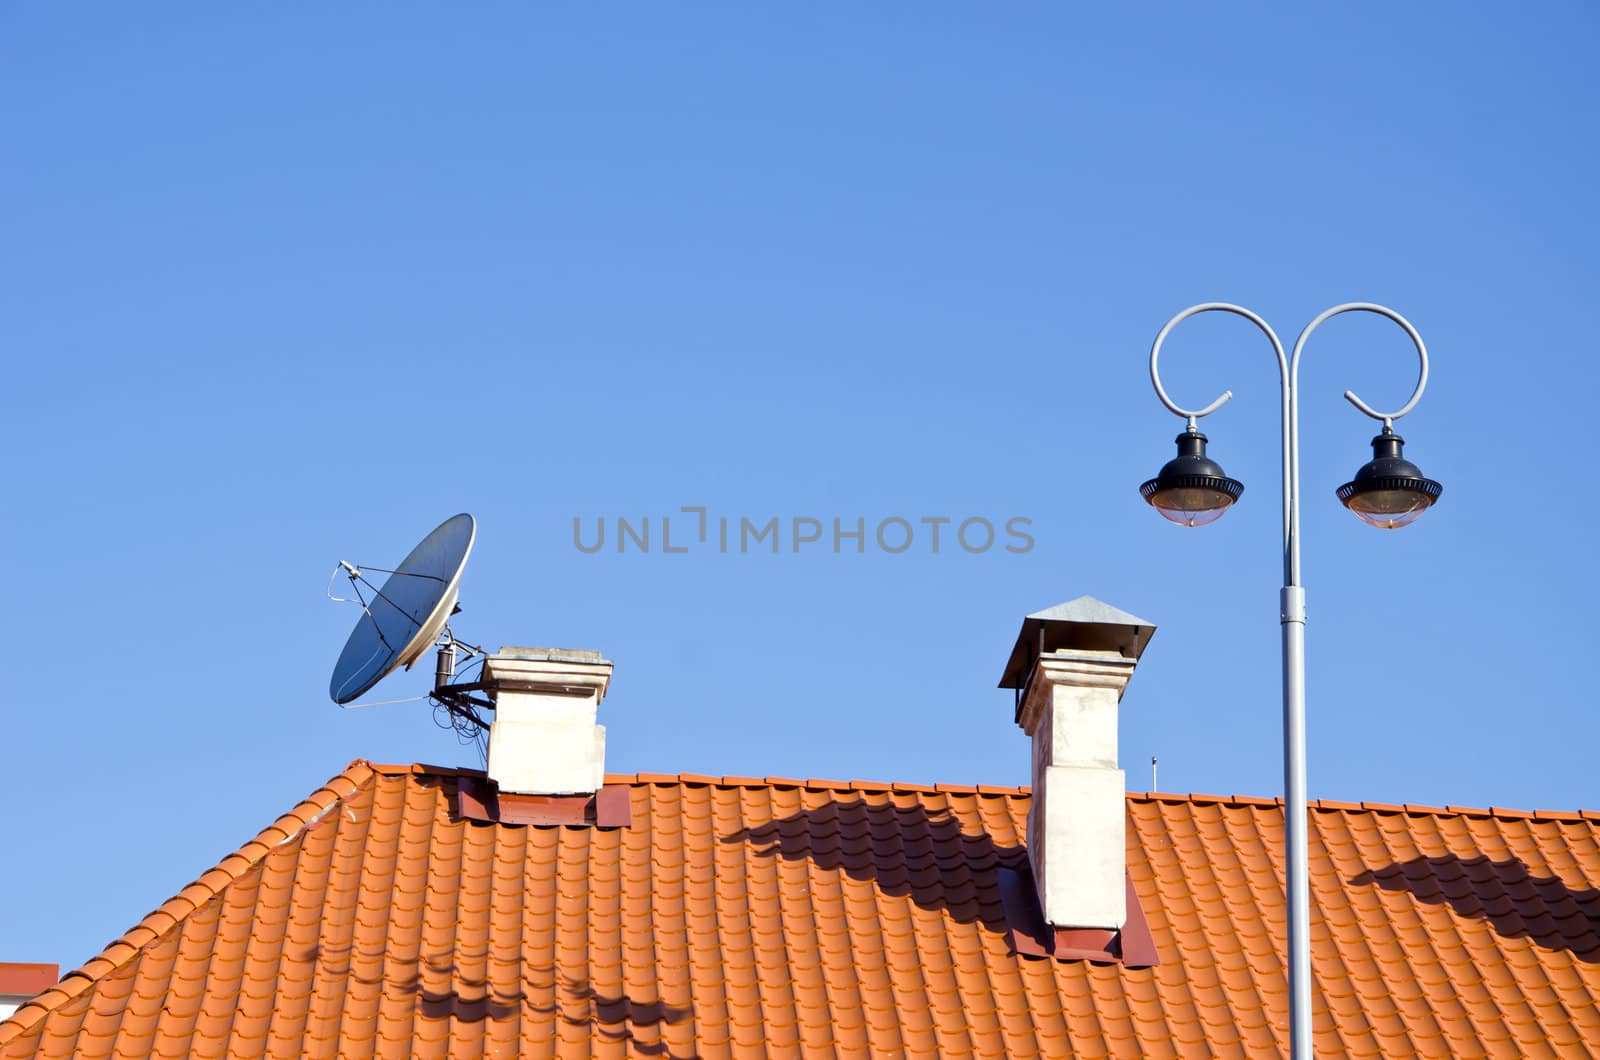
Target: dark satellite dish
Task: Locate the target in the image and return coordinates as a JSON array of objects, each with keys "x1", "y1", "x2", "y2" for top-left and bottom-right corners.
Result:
[{"x1": 328, "y1": 513, "x2": 475, "y2": 704}]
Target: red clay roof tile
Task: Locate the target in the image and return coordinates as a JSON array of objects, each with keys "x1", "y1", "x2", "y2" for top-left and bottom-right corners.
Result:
[{"x1": 4, "y1": 766, "x2": 1600, "y2": 1057}]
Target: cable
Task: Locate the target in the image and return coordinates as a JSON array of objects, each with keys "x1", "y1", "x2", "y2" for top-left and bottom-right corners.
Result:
[{"x1": 337, "y1": 693, "x2": 428, "y2": 709}]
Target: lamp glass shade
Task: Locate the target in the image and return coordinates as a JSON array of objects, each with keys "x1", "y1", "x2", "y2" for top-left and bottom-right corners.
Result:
[
  {"x1": 1148, "y1": 487, "x2": 1236, "y2": 527},
  {"x1": 1342, "y1": 489, "x2": 1434, "y2": 529}
]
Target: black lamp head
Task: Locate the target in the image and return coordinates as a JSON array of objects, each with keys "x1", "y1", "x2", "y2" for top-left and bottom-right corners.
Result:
[
  {"x1": 1336, "y1": 426, "x2": 1442, "y2": 529},
  {"x1": 1140, "y1": 429, "x2": 1244, "y2": 527}
]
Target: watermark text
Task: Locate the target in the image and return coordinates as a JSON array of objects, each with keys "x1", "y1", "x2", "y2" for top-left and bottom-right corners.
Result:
[{"x1": 573, "y1": 507, "x2": 1034, "y2": 555}]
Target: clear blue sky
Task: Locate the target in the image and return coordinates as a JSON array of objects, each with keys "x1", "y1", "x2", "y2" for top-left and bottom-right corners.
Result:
[{"x1": 3, "y1": 4, "x2": 1596, "y2": 971}]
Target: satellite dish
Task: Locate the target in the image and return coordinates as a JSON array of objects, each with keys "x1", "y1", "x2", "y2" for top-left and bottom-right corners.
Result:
[{"x1": 329, "y1": 513, "x2": 476, "y2": 704}]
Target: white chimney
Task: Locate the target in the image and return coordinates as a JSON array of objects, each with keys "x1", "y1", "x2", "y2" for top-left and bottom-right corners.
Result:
[
  {"x1": 998, "y1": 597, "x2": 1155, "y2": 930},
  {"x1": 483, "y1": 647, "x2": 613, "y2": 795}
]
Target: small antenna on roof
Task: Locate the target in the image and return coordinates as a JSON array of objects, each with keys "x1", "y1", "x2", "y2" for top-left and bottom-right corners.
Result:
[
  {"x1": 326, "y1": 513, "x2": 498, "y2": 740},
  {"x1": 1151, "y1": 755, "x2": 1158, "y2": 791}
]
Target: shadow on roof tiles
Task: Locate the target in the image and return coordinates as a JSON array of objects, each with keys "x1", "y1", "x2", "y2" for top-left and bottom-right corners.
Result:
[
  {"x1": 721, "y1": 803, "x2": 1025, "y2": 929},
  {"x1": 1351, "y1": 855, "x2": 1600, "y2": 963},
  {"x1": 296, "y1": 945, "x2": 695, "y2": 1057}
]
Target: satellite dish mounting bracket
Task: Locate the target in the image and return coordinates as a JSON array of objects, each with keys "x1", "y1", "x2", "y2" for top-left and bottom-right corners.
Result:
[{"x1": 428, "y1": 627, "x2": 497, "y2": 735}]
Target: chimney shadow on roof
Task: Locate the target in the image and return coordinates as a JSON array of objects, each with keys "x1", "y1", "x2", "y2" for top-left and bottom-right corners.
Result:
[
  {"x1": 1350, "y1": 854, "x2": 1600, "y2": 964},
  {"x1": 722, "y1": 801, "x2": 1026, "y2": 930},
  {"x1": 305, "y1": 944, "x2": 694, "y2": 1056},
  {"x1": 414, "y1": 977, "x2": 692, "y2": 1056}
]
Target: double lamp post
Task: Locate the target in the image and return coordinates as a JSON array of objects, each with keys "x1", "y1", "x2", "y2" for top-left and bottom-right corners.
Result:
[{"x1": 1137, "y1": 302, "x2": 1442, "y2": 1060}]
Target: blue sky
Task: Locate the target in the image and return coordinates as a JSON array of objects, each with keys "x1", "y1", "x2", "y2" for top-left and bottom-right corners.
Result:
[{"x1": 3, "y1": 4, "x2": 1596, "y2": 971}]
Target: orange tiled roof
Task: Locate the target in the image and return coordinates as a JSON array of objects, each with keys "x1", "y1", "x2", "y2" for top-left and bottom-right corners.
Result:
[{"x1": 2, "y1": 761, "x2": 1598, "y2": 1057}]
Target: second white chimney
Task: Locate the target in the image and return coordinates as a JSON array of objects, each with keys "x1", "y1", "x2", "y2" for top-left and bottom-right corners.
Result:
[
  {"x1": 483, "y1": 647, "x2": 613, "y2": 795},
  {"x1": 999, "y1": 597, "x2": 1155, "y2": 930}
]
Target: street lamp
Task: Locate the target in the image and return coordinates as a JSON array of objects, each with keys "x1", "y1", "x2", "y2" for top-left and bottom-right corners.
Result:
[
  {"x1": 1139, "y1": 302, "x2": 1441, "y2": 1060},
  {"x1": 1336, "y1": 427, "x2": 1443, "y2": 529},
  {"x1": 1139, "y1": 430, "x2": 1243, "y2": 526}
]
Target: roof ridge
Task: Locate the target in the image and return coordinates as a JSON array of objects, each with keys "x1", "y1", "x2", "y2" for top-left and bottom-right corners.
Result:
[
  {"x1": 1129, "y1": 790, "x2": 1596, "y2": 821},
  {"x1": 380, "y1": 765, "x2": 1593, "y2": 819},
  {"x1": 599, "y1": 771, "x2": 1035, "y2": 796},
  {"x1": 367, "y1": 761, "x2": 485, "y2": 778},
  {"x1": 391, "y1": 765, "x2": 1598, "y2": 819},
  {"x1": 0, "y1": 759, "x2": 379, "y2": 1045}
]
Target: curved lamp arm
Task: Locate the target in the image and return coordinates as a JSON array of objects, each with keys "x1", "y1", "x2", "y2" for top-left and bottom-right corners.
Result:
[
  {"x1": 1148, "y1": 302, "x2": 1293, "y2": 562},
  {"x1": 1282, "y1": 301, "x2": 1430, "y2": 586},
  {"x1": 1149, "y1": 302, "x2": 1289, "y2": 425},
  {"x1": 1290, "y1": 302, "x2": 1430, "y2": 428}
]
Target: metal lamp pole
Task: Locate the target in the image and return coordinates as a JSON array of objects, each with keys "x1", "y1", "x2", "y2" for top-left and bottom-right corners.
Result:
[{"x1": 1146, "y1": 302, "x2": 1432, "y2": 1060}]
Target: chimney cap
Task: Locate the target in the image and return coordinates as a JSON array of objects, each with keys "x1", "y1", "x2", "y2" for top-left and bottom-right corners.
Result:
[
  {"x1": 494, "y1": 646, "x2": 607, "y2": 664},
  {"x1": 997, "y1": 596, "x2": 1157, "y2": 690}
]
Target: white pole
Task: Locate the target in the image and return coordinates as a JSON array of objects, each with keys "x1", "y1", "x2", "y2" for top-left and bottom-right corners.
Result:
[{"x1": 1281, "y1": 586, "x2": 1312, "y2": 1058}]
